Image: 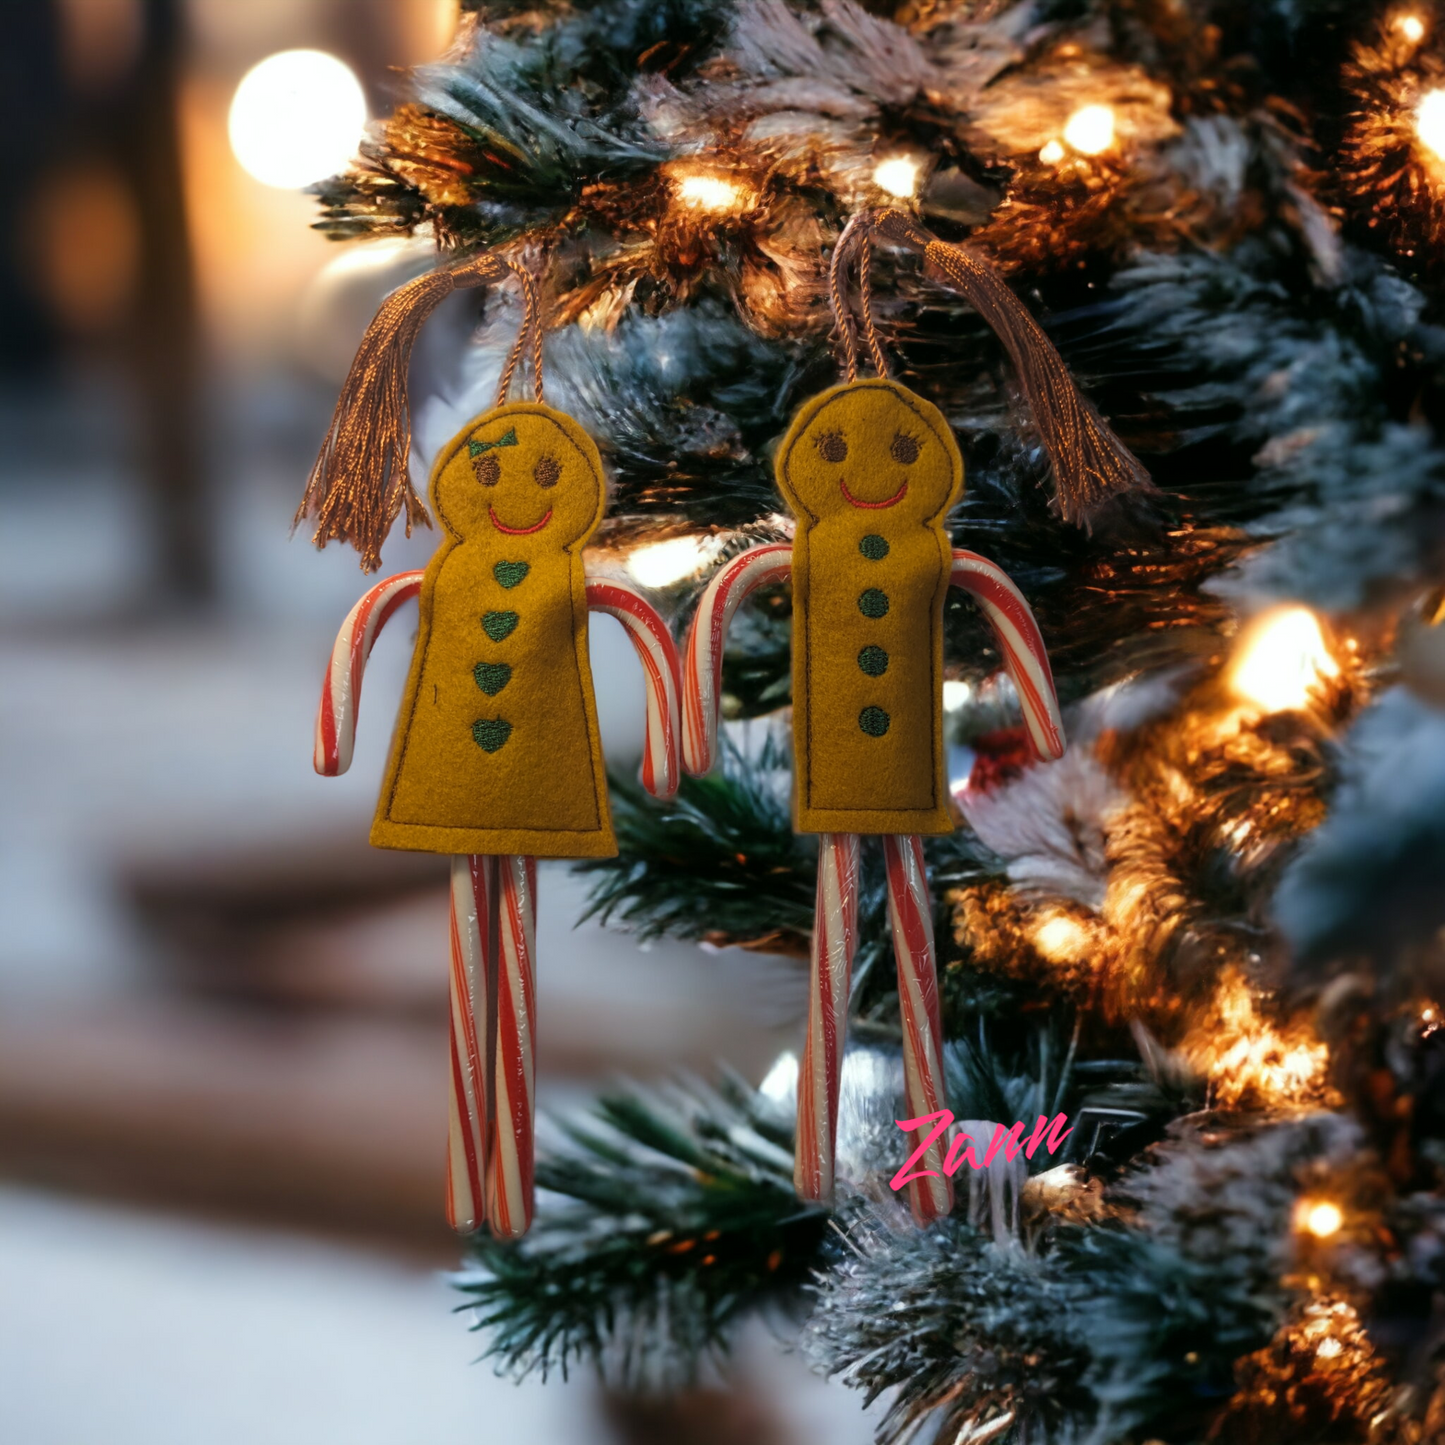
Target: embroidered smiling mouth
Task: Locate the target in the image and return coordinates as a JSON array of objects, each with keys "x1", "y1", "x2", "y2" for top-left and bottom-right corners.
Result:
[
  {"x1": 840, "y1": 477, "x2": 909, "y2": 509},
  {"x1": 490, "y1": 507, "x2": 553, "y2": 535}
]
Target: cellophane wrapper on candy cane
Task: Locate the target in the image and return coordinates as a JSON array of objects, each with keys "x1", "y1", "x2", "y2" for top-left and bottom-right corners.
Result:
[
  {"x1": 487, "y1": 854, "x2": 538, "y2": 1240},
  {"x1": 884, "y1": 834, "x2": 954, "y2": 1224},
  {"x1": 796, "y1": 832, "x2": 861, "y2": 1203}
]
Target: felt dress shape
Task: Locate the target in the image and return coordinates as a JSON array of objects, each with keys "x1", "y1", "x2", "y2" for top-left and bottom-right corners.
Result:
[
  {"x1": 301, "y1": 253, "x2": 680, "y2": 1242},
  {"x1": 372, "y1": 402, "x2": 615, "y2": 858}
]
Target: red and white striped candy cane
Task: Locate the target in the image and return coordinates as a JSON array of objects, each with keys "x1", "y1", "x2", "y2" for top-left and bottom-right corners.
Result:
[
  {"x1": 446, "y1": 855, "x2": 495, "y2": 1235},
  {"x1": 795, "y1": 832, "x2": 860, "y2": 1204},
  {"x1": 585, "y1": 576, "x2": 683, "y2": 800},
  {"x1": 682, "y1": 543, "x2": 792, "y2": 776},
  {"x1": 884, "y1": 833, "x2": 953, "y2": 1225},
  {"x1": 314, "y1": 569, "x2": 425, "y2": 776},
  {"x1": 487, "y1": 854, "x2": 538, "y2": 1240},
  {"x1": 950, "y1": 550, "x2": 1064, "y2": 762}
]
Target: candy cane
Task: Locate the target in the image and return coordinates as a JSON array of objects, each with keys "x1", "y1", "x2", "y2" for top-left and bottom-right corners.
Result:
[
  {"x1": 585, "y1": 576, "x2": 683, "y2": 800},
  {"x1": 682, "y1": 544, "x2": 792, "y2": 776},
  {"x1": 446, "y1": 855, "x2": 495, "y2": 1235},
  {"x1": 950, "y1": 550, "x2": 1064, "y2": 762},
  {"x1": 795, "y1": 832, "x2": 861, "y2": 1204},
  {"x1": 487, "y1": 854, "x2": 538, "y2": 1240},
  {"x1": 884, "y1": 833, "x2": 953, "y2": 1224},
  {"x1": 314, "y1": 569, "x2": 425, "y2": 776}
]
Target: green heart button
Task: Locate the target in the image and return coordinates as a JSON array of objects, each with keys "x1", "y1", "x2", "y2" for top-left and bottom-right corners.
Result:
[
  {"x1": 472, "y1": 717, "x2": 513, "y2": 753},
  {"x1": 493, "y1": 560, "x2": 530, "y2": 589},
  {"x1": 482, "y1": 610, "x2": 518, "y2": 642},
  {"x1": 473, "y1": 661, "x2": 512, "y2": 696}
]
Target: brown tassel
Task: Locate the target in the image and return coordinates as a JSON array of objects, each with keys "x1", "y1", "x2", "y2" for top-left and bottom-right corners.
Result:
[
  {"x1": 871, "y1": 208, "x2": 1153, "y2": 530},
  {"x1": 295, "y1": 249, "x2": 508, "y2": 572}
]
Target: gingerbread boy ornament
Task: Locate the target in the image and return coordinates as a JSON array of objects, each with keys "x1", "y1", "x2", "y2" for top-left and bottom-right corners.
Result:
[
  {"x1": 302, "y1": 254, "x2": 681, "y2": 1239},
  {"x1": 679, "y1": 214, "x2": 1133, "y2": 1224}
]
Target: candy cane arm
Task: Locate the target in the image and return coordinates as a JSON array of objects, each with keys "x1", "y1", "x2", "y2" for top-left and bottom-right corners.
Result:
[
  {"x1": 949, "y1": 550, "x2": 1065, "y2": 761},
  {"x1": 315, "y1": 570, "x2": 425, "y2": 776},
  {"x1": 585, "y1": 575, "x2": 683, "y2": 801},
  {"x1": 681, "y1": 543, "x2": 793, "y2": 776}
]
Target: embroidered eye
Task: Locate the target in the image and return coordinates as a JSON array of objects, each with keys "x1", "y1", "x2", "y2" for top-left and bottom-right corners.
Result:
[
  {"x1": 534, "y1": 454, "x2": 561, "y2": 488},
  {"x1": 890, "y1": 432, "x2": 920, "y2": 464},
  {"x1": 817, "y1": 431, "x2": 848, "y2": 463},
  {"x1": 472, "y1": 453, "x2": 501, "y2": 486}
]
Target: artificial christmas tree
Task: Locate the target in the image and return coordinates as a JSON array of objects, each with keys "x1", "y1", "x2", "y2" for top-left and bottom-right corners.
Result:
[{"x1": 301, "y1": 0, "x2": 1445, "y2": 1438}]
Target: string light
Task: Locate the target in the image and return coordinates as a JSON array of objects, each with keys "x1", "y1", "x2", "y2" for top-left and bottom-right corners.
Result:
[
  {"x1": 675, "y1": 172, "x2": 749, "y2": 213},
  {"x1": 1397, "y1": 12, "x2": 1427, "y2": 43},
  {"x1": 1419, "y1": 88, "x2": 1445, "y2": 161},
  {"x1": 228, "y1": 50, "x2": 366, "y2": 190},
  {"x1": 626, "y1": 535, "x2": 723, "y2": 588},
  {"x1": 1229, "y1": 606, "x2": 1339, "y2": 714},
  {"x1": 1063, "y1": 104, "x2": 1116, "y2": 156},
  {"x1": 942, "y1": 680, "x2": 972, "y2": 711},
  {"x1": 873, "y1": 155, "x2": 921, "y2": 199},
  {"x1": 1033, "y1": 913, "x2": 1091, "y2": 964},
  {"x1": 1295, "y1": 1199, "x2": 1344, "y2": 1238},
  {"x1": 1038, "y1": 139, "x2": 1066, "y2": 165}
]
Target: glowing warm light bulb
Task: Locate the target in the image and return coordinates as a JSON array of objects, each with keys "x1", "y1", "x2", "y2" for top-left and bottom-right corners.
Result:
[
  {"x1": 1063, "y1": 104, "x2": 1116, "y2": 156},
  {"x1": 873, "y1": 155, "x2": 920, "y2": 199},
  {"x1": 942, "y1": 680, "x2": 972, "y2": 711},
  {"x1": 676, "y1": 173, "x2": 746, "y2": 212},
  {"x1": 1418, "y1": 88, "x2": 1445, "y2": 161},
  {"x1": 626, "y1": 535, "x2": 722, "y2": 588},
  {"x1": 1296, "y1": 1200, "x2": 1344, "y2": 1238},
  {"x1": 228, "y1": 50, "x2": 366, "y2": 189},
  {"x1": 1039, "y1": 139, "x2": 1066, "y2": 165},
  {"x1": 1229, "y1": 606, "x2": 1339, "y2": 713},
  {"x1": 1398, "y1": 13, "x2": 1427, "y2": 43},
  {"x1": 1033, "y1": 913, "x2": 1091, "y2": 964}
]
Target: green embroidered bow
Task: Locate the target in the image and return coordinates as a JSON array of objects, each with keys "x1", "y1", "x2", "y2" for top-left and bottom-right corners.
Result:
[{"x1": 468, "y1": 429, "x2": 518, "y2": 456}]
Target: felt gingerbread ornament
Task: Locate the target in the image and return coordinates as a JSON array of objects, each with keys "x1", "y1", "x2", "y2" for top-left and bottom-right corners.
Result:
[
  {"x1": 298, "y1": 252, "x2": 682, "y2": 1240},
  {"x1": 683, "y1": 212, "x2": 1149, "y2": 1224}
]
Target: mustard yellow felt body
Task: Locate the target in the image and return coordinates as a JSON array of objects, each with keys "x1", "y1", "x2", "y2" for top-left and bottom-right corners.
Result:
[
  {"x1": 776, "y1": 379, "x2": 963, "y2": 836},
  {"x1": 371, "y1": 402, "x2": 616, "y2": 858}
]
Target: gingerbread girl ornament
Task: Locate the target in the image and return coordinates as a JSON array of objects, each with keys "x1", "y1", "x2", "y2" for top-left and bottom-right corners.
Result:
[
  {"x1": 301, "y1": 254, "x2": 681, "y2": 1239},
  {"x1": 683, "y1": 213, "x2": 1147, "y2": 1223}
]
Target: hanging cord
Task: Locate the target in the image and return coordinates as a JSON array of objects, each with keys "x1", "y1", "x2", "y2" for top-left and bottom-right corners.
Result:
[
  {"x1": 828, "y1": 211, "x2": 890, "y2": 382},
  {"x1": 870, "y1": 207, "x2": 1154, "y2": 530},
  {"x1": 493, "y1": 258, "x2": 545, "y2": 408},
  {"x1": 295, "y1": 249, "x2": 550, "y2": 572}
]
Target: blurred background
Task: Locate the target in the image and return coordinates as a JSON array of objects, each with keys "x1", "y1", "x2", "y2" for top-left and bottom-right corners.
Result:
[{"x1": 0, "y1": 3, "x2": 861, "y2": 1439}]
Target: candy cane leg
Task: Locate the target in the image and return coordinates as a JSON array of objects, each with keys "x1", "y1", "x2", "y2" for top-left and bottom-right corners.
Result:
[
  {"x1": 796, "y1": 833, "x2": 860, "y2": 1203},
  {"x1": 884, "y1": 834, "x2": 953, "y2": 1224},
  {"x1": 487, "y1": 855, "x2": 538, "y2": 1240},
  {"x1": 446, "y1": 855, "x2": 495, "y2": 1235}
]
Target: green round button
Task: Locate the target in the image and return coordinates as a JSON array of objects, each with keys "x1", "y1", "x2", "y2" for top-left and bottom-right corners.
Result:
[
  {"x1": 859, "y1": 706, "x2": 890, "y2": 737},
  {"x1": 859, "y1": 534, "x2": 889, "y2": 561},
  {"x1": 858, "y1": 588, "x2": 889, "y2": 619},
  {"x1": 858, "y1": 645, "x2": 889, "y2": 677}
]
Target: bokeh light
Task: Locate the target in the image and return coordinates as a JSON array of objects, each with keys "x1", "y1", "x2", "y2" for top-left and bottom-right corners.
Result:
[
  {"x1": 1229, "y1": 606, "x2": 1339, "y2": 713},
  {"x1": 1418, "y1": 87, "x2": 1445, "y2": 162},
  {"x1": 228, "y1": 50, "x2": 367, "y2": 190},
  {"x1": 1063, "y1": 104, "x2": 1116, "y2": 156},
  {"x1": 873, "y1": 156, "x2": 920, "y2": 199}
]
